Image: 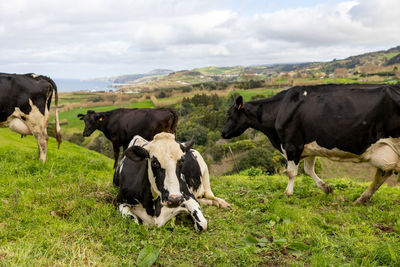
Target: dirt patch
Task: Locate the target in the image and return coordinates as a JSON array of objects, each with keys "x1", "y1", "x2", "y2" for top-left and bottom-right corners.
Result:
[{"x1": 209, "y1": 152, "x2": 247, "y2": 176}]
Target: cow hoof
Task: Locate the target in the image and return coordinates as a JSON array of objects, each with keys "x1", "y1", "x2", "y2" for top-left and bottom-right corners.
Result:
[
  {"x1": 215, "y1": 198, "x2": 232, "y2": 209},
  {"x1": 322, "y1": 184, "x2": 333, "y2": 194},
  {"x1": 284, "y1": 190, "x2": 293, "y2": 196},
  {"x1": 354, "y1": 196, "x2": 370, "y2": 204}
]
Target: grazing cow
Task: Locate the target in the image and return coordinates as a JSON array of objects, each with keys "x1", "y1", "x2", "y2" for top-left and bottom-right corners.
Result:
[
  {"x1": 77, "y1": 108, "x2": 178, "y2": 168},
  {"x1": 0, "y1": 73, "x2": 61, "y2": 162},
  {"x1": 113, "y1": 133, "x2": 231, "y2": 231},
  {"x1": 222, "y1": 84, "x2": 400, "y2": 203}
]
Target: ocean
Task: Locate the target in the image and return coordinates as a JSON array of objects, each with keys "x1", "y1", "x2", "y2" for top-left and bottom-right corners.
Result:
[{"x1": 54, "y1": 78, "x2": 113, "y2": 92}]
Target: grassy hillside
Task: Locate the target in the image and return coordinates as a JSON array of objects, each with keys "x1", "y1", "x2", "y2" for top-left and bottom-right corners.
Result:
[{"x1": 1, "y1": 128, "x2": 400, "y2": 266}]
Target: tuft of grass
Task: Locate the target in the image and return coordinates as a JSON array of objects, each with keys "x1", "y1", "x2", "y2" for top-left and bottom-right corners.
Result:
[{"x1": 1, "y1": 128, "x2": 400, "y2": 266}]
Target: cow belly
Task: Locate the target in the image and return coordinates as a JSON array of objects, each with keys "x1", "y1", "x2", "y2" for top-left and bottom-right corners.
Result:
[
  {"x1": 302, "y1": 139, "x2": 400, "y2": 170},
  {"x1": 302, "y1": 141, "x2": 363, "y2": 162},
  {"x1": 9, "y1": 118, "x2": 31, "y2": 135}
]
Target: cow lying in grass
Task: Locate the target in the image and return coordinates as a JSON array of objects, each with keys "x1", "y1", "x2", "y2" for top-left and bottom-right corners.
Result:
[
  {"x1": 113, "y1": 133, "x2": 231, "y2": 231},
  {"x1": 222, "y1": 84, "x2": 400, "y2": 203}
]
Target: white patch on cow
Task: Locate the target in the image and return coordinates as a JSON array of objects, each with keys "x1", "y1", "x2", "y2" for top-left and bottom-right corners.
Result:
[
  {"x1": 285, "y1": 160, "x2": 298, "y2": 196},
  {"x1": 145, "y1": 133, "x2": 184, "y2": 201},
  {"x1": 9, "y1": 118, "x2": 31, "y2": 135},
  {"x1": 280, "y1": 145, "x2": 288, "y2": 160},
  {"x1": 184, "y1": 198, "x2": 207, "y2": 231},
  {"x1": 118, "y1": 158, "x2": 125, "y2": 174},
  {"x1": 303, "y1": 91, "x2": 308, "y2": 96},
  {"x1": 154, "y1": 206, "x2": 188, "y2": 227},
  {"x1": 129, "y1": 135, "x2": 149, "y2": 148},
  {"x1": 302, "y1": 141, "x2": 362, "y2": 162},
  {"x1": 302, "y1": 139, "x2": 400, "y2": 171},
  {"x1": 30, "y1": 73, "x2": 39, "y2": 78}
]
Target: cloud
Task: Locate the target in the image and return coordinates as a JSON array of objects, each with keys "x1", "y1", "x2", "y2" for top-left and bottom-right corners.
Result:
[{"x1": 0, "y1": 0, "x2": 399, "y2": 78}]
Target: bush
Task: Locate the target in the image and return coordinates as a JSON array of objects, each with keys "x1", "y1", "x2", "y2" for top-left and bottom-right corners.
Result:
[
  {"x1": 177, "y1": 122, "x2": 208, "y2": 146},
  {"x1": 241, "y1": 167, "x2": 264, "y2": 176},
  {"x1": 238, "y1": 147, "x2": 281, "y2": 174},
  {"x1": 69, "y1": 133, "x2": 84, "y2": 145}
]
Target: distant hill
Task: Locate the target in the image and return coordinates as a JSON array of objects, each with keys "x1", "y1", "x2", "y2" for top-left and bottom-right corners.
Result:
[
  {"x1": 87, "y1": 69, "x2": 174, "y2": 85},
  {"x1": 111, "y1": 45, "x2": 400, "y2": 92}
]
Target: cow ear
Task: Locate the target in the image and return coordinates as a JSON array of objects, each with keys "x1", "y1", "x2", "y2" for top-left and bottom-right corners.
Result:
[
  {"x1": 124, "y1": 146, "x2": 149, "y2": 161},
  {"x1": 180, "y1": 140, "x2": 194, "y2": 153},
  {"x1": 77, "y1": 114, "x2": 85, "y2": 120},
  {"x1": 235, "y1": 96, "x2": 244, "y2": 110}
]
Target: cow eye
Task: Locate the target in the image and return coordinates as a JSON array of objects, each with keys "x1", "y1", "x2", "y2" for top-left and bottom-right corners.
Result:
[
  {"x1": 151, "y1": 158, "x2": 160, "y2": 168},
  {"x1": 177, "y1": 158, "x2": 184, "y2": 168}
]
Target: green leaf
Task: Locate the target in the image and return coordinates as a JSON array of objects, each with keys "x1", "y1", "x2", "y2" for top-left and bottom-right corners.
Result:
[
  {"x1": 287, "y1": 241, "x2": 310, "y2": 251},
  {"x1": 243, "y1": 235, "x2": 259, "y2": 244},
  {"x1": 136, "y1": 246, "x2": 160, "y2": 267},
  {"x1": 273, "y1": 238, "x2": 287, "y2": 246},
  {"x1": 387, "y1": 243, "x2": 396, "y2": 262},
  {"x1": 258, "y1": 237, "x2": 270, "y2": 244}
]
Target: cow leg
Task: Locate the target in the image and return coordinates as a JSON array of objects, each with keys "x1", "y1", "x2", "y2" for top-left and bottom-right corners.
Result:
[
  {"x1": 119, "y1": 204, "x2": 141, "y2": 224},
  {"x1": 304, "y1": 156, "x2": 333, "y2": 194},
  {"x1": 182, "y1": 198, "x2": 207, "y2": 231},
  {"x1": 23, "y1": 99, "x2": 50, "y2": 163},
  {"x1": 284, "y1": 160, "x2": 298, "y2": 196},
  {"x1": 154, "y1": 206, "x2": 188, "y2": 227},
  {"x1": 354, "y1": 169, "x2": 393, "y2": 204},
  {"x1": 112, "y1": 143, "x2": 120, "y2": 168},
  {"x1": 199, "y1": 164, "x2": 232, "y2": 209},
  {"x1": 33, "y1": 132, "x2": 48, "y2": 163}
]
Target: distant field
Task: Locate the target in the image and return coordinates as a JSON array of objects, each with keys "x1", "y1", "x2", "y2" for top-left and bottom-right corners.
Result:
[{"x1": 230, "y1": 88, "x2": 281, "y2": 101}]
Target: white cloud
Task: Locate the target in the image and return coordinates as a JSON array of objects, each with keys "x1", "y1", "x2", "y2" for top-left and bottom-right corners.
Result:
[{"x1": 0, "y1": 0, "x2": 399, "y2": 78}]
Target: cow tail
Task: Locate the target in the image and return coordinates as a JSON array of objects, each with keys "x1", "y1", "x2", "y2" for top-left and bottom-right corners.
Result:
[
  {"x1": 46, "y1": 77, "x2": 62, "y2": 149},
  {"x1": 169, "y1": 109, "x2": 179, "y2": 134}
]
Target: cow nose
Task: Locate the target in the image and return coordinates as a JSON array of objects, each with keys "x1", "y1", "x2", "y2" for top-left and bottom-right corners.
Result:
[
  {"x1": 167, "y1": 195, "x2": 183, "y2": 207},
  {"x1": 221, "y1": 131, "x2": 226, "y2": 138}
]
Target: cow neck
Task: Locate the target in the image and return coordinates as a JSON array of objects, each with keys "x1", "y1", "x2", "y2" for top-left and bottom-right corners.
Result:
[
  {"x1": 244, "y1": 100, "x2": 276, "y2": 133},
  {"x1": 97, "y1": 112, "x2": 110, "y2": 137}
]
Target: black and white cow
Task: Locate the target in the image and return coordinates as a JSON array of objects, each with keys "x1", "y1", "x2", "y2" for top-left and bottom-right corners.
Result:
[
  {"x1": 113, "y1": 133, "x2": 231, "y2": 231},
  {"x1": 222, "y1": 84, "x2": 400, "y2": 203},
  {"x1": 78, "y1": 108, "x2": 178, "y2": 168},
  {"x1": 0, "y1": 73, "x2": 61, "y2": 162}
]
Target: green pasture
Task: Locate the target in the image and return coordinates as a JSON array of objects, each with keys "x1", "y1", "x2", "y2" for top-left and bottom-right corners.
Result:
[{"x1": 1, "y1": 128, "x2": 400, "y2": 266}]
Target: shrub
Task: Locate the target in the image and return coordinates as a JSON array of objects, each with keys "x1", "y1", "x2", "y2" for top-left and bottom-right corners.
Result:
[
  {"x1": 238, "y1": 147, "x2": 283, "y2": 174},
  {"x1": 69, "y1": 133, "x2": 84, "y2": 145},
  {"x1": 241, "y1": 167, "x2": 264, "y2": 176}
]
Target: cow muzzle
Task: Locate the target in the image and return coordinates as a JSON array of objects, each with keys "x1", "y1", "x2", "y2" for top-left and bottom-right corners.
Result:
[{"x1": 166, "y1": 195, "x2": 184, "y2": 207}]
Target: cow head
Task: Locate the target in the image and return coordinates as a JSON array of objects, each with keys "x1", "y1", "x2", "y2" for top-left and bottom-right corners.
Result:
[
  {"x1": 77, "y1": 110, "x2": 105, "y2": 137},
  {"x1": 221, "y1": 96, "x2": 249, "y2": 139},
  {"x1": 124, "y1": 133, "x2": 194, "y2": 207}
]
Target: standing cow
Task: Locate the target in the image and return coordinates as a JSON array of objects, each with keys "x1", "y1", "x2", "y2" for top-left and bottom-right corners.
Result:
[
  {"x1": 0, "y1": 73, "x2": 61, "y2": 162},
  {"x1": 222, "y1": 84, "x2": 400, "y2": 203},
  {"x1": 114, "y1": 133, "x2": 231, "y2": 230},
  {"x1": 78, "y1": 108, "x2": 178, "y2": 168}
]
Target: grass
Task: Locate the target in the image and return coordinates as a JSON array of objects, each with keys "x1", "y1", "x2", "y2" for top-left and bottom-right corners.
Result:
[{"x1": 1, "y1": 128, "x2": 400, "y2": 266}]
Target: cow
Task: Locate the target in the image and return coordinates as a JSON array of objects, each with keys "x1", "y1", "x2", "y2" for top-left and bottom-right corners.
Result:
[
  {"x1": 113, "y1": 133, "x2": 231, "y2": 231},
  {"x1": 77, "y1": 108, "x2": 178, "y2": 168},
  {"x1": 221, "y1": 84, "x2": 400, "y2": 204},
  {"x1": 0, "y1": 73, "x2": 61, "y2": 163}
]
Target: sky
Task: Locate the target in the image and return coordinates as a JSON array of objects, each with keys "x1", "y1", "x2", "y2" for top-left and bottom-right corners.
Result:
[{"x1": 0, "y1": 0, "x2": 399, "y2": 79}]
